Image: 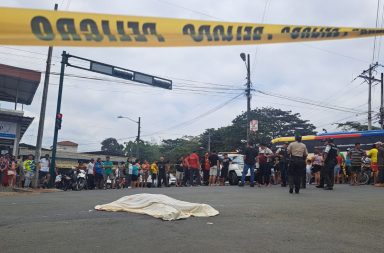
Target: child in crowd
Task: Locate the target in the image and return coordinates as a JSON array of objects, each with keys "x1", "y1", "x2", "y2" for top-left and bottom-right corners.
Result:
[{"x1": 306, "y1": 160, "x2": 312, "y2": 185}]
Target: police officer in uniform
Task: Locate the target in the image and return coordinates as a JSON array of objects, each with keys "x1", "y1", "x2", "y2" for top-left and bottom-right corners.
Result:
[
  {"x1": 322, "y1": 138, "x2": 338, "y2": 190},
  {"x1": 277, "y1": 142, "x2": 289, "y2": 187},
  {"x1": 287, "y1": 136, "x2": 308, "y2": 194}
]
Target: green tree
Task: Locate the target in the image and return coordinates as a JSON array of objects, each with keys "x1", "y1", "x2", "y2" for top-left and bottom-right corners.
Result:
[
  {"x1": 100, "y1": 138, "x2": 124, "y2": 155},
  {"x1": 200, "y1": 107, "x2": 317, "y2": 152},
  {"x1": 160, "y1": 136, "x2": 201, "y2": 162},
  {"x1": 123, "y1": 140, "x2": 161, "y2": 162},
  {"x1": 336, "y1": 121, "x2": 380, "y2": 131}
]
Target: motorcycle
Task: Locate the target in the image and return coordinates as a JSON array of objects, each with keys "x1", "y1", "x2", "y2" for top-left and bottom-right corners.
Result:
[
  {"x1": 359, "y1": 157, "x2": 372, "y2": 185},
  {"x1": 55, "y1": 171, "x2": 73, "y2": 191},
  {"x1": 74, "y1": 169, "x2": 87, "y2": 191}
]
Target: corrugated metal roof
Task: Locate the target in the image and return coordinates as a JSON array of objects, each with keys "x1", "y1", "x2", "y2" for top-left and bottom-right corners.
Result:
[{"x1": 0, "y1": 64, "x2": 41, "y2": 105}]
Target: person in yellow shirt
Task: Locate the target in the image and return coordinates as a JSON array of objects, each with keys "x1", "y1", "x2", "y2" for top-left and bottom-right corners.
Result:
[
  {"x1": 150, "y1": 161, "x2": 158, "y2": 187},
  {"x1": 367, "y1": 144, "x2": 379, "y2": 184}
]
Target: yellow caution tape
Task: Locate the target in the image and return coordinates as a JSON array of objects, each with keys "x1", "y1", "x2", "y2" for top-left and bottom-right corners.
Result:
[{"x1": 0, "y1": 7, "x2": 383, "y2": 47}]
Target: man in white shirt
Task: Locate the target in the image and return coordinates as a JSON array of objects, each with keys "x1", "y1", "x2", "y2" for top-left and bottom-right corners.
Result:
[
  {"x1": 39, "y1": 154, "x2": 50, "y2": 187},
  {"x1": 86, "y1": 159, "x2": 95, "y2": 189}
]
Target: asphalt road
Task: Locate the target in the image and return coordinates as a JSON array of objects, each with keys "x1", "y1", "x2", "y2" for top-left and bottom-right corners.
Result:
[{"x1": 0, "y1": 184, "x2": 383, "y2": 253}]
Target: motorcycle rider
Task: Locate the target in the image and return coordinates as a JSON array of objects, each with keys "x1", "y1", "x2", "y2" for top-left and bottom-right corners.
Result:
[{"x1": 103, "y1": 156, "x2": 114, "y2": 189}]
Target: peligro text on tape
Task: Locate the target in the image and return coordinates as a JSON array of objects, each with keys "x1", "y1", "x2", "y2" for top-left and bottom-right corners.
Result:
[{"x1": 1, "y1": 7, "x2": 384, "y2": 47}]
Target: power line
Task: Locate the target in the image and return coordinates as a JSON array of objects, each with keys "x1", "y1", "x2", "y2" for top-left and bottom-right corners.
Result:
[
  {"x1": 65, "y1": 0, "x2": 72, "y2": 10},
  {"x1": 373, "y1": 0, "x2": 381, "y2": 63},
  {"x1": 51, "y1": 70, "x2": 368, "y2": 112},
  {"x1": 299, "y1": 44, "x2": 370, "y2": 64},
  {"x1": 155, "y1": 0, "x2": 221, "y2": 20},
  {"x1": 254, "y1": 89, "x2": 363, "y2": 113},
  {"x1": 77, "y1": 92, "x2": 243, "y2": 146},
  {"x1": 315, "y1": 113, "x2": 367, "y2": 128},
  {"x1": 0, "y1": 46, "x2": 61, "y2": 59},
  {"x1": 377, "y1": 1, "x2": 384, "y2": 62},
  {"x1": 251, "y1": 0, "x2": 272, "y2": 77},
  {"x1": 141, "y1": 92, "x2": 243, "y2": 137}
]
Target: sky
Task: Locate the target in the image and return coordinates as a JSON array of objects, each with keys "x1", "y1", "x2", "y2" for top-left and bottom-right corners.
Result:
[{"x1": 0, "y1": 0, "x2": 383, "y2": 151}]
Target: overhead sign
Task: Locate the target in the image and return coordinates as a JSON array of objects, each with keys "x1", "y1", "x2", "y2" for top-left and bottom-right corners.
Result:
[
  {"x1": 0, "y1": 121, "x2": 17, "y2": 139},
  {"x1": 0, "y1": 7, "x2": 383, "y2": 47},
  {"x1": 84, "y1": 55, "x2": 172, "y2": 89},
  {"x1": 250, "y1": 120, "x2": 258, "y2": 132}
]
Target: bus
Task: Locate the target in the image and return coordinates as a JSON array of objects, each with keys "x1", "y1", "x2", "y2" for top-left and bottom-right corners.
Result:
[{"x1": 271, "y1": 130, "x2": 384, "y2": 152}]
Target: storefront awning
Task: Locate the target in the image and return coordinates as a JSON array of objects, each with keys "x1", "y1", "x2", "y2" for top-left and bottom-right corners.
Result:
[{"x1": 0, "y1": 64, "x2": 41, "y2": 105}]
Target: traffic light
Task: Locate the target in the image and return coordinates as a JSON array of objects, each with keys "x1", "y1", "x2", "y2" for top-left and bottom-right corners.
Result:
[{"x1": 56, "y1": 113, "x2": 63, "y2": 130}]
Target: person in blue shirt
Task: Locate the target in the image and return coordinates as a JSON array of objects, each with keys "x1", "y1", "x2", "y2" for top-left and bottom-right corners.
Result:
[
  {"x1": 131, "y1": 160, "x2": 140, "y2": 188},
  {"x1": 94, "y1": 158, "x2": 104, "y2": 189},
  {"x1": 344, "y1": 148, "x2": 352, "y2": 184}
]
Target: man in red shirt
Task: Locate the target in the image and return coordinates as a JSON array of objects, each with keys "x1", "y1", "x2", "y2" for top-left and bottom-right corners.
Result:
[{"x1": 188, "y1": 151, "x2": 201, "y2": 186}]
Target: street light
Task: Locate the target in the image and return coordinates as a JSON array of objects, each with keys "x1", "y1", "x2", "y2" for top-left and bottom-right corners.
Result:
[
  {"x1": 240, "y1": 53, "x2": 246, "y2": 62},
  {"x1": 117, "y1": 115, "x2": 141, "y2": 159},
  {"x1": 240, "y1": 52, "x2": 251, "y2": 142}
]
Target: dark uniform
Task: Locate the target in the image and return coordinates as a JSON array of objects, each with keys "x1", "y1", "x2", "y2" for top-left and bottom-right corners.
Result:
[
  {"x1": 287, "y1": 140, "x2": 308, "y2": 194},
  {"x1": 157, "y1": 160, "x2": 168, "y2": 187},
  {"x1": 323, "y1": 143, "x2": 338, "y2": 190},
  {"x1": 277, "y1": 146, "x2": 289, "y2": 187}
]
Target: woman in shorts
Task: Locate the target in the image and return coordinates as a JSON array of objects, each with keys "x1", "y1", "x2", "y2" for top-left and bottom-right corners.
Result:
[
  {"x1": 311, "y1": 149, "x2": 323, "y2": 186},
  {"x1": 7, "y1": 156, "x2": 17, "y2": 188}
]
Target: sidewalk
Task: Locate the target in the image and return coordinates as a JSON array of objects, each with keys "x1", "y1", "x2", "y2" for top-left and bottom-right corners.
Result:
[{"x1": 0, "y1": 187, "x2": 62, "y2": 196}]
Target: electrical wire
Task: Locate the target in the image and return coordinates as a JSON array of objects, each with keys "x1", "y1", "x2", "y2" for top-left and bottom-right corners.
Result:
[
  {"x1": 251, "y1": 0, "x2": 272, "y2": 77},
  {"x1": 299, "y1": 44, "x2": 370, "y2": 64},
  {"x1": 254, "y1": 89, "x2": 362, "y2": 113},
  {"x1": 141, "y1": 92, "x2": 244, "y2": 137},
  {"x1": 77, "y1": 92, "x2": 243, "y2": 146},
  {"x1": 65, "y1": 0, "x2": 72, "y2": 10},
  {"x1": 376, "y1": 1, "x2": 384, "y2": 61},
  {"x1": 155, "y1": 0, "x2": 221, "y2": 20},
  {"x1": 372, "y1": 0, "x2": 381, "y2": 63}
]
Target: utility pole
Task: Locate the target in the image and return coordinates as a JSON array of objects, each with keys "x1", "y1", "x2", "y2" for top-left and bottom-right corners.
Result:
[
  {"x1": 246, "y1": 54, "x2": 251, "y2": 142},
  {"x1": 35, "y1": 3, "x2": 57, "y2": 188},
  {"x1": 368, "y1": 65, "x2": 373, "y2": 130},
  {"x1": 381, "y1": 73, "x2": 384, "y2": 129},
  {"x1": 240, "y1": 53, "x2": 251, "y2": 142},
  {"x1": 207, "y1": 131, "x2": 211, "y2": 152},
  {"x1": 357, "y1": 62, "x2": 380, "y2": 130},
  {"x1": 136, "y1": 117, "x2": 141, "y2": 159}
]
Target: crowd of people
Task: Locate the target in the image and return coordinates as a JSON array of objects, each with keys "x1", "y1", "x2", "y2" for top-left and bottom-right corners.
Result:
[
  {"x1": 238, "y1": 137, "x2": 384, "y2": 193},
  {"x1": 1, "y1": 138, "x2": 384, "y2": 192},
  {"x1": 0, "y1": 153, "x2": 44, "y2": 190}
]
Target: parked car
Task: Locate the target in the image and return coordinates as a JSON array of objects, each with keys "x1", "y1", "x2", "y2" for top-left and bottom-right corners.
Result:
[{"x1": 145, "y1": 173, "x2": 176, "y2": 187}]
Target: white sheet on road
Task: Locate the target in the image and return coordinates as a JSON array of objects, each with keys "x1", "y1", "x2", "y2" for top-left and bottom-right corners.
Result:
[{"x1": 94, "y1": 193, "x2": 219, "y2": 221}]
